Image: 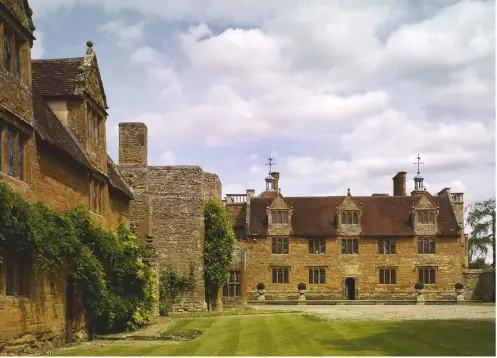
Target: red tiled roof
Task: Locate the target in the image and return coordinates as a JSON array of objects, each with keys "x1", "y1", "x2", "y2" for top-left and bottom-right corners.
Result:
[
  {"x1": 248, "y1": 195, "x2": 460, "y2": 237},
  {"x1": 32, "y1": 58, "x2": 84, "y2": 97},
  {"x1": 107, "y1": 156, "x2": 134, "y2": 199}
]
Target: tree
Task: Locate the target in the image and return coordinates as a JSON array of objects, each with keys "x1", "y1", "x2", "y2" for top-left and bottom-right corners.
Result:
[
  {"x1": 204, "y1": 198, "x2": 236, "y2": 311},
  {"x1": 466, "y1": 199, "x2": 496, "y2": 267}
]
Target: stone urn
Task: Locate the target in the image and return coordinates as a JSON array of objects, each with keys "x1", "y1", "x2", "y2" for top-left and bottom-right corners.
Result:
[
  {"x1": 297, "y1": 283, "x2": 306, "y2": 303},
  {"x1": 299, "y1": 290, "x2": 306, "y2": 296},
  {"x1": 256, "y1": 283, "x2": 265, "y2": 301},
  {"x1": 455, "y1": 283, "x2": 465, "y2": 302},
  {"x1": 414, "y1": 282, "x2": 425, "y2": 305},
  {"x1": 416, "y1": 289, "x2": 424, "y2": 296}
]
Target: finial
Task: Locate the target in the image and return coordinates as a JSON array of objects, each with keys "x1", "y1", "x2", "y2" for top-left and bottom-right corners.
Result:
[
  {"x1": 347, "y1": 188, "x2": 350, "y2": 195},
  {"x1": 278, "y1": 188, "x2": 281, "y2": 194},
  {"x1": 413, "y1": 154, "x2": 424, "y2": 176},
  {"x1": 86, "y1": 40, "x2": 94, "y2": 48},
  {"x1": 265, "y1": 154, "x2": 276, "y2": 174}
]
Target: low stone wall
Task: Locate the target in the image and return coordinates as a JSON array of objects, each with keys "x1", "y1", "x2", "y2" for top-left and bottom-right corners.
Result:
[{"x1": 463, "y1": 269, "x2": 495, "y2": 301}]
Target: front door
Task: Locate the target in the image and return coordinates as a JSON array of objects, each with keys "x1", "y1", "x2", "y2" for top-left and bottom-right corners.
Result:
[{"x1": 345, "y1": 277, "x2": 356, "y2": 300}]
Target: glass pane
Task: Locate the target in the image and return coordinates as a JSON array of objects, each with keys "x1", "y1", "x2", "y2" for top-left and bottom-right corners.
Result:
[
  {"x1": 347, "y1": 213, "x2": 352, "y2": 224},
  {"x1": 309, "y1": 240, "x2": 313, "y2": 254},
  {"x1": 390, "y1": 239, "x2": 396, "y2": 254},
  {"x1": 430, "y1": 269, "x2": 435, "y2": 284},
  {"x1": 278, "y1": 212, "x2": 282, "y2": 224},
  {"x1": 378, "y1": 240, "x2": 383, "y2": 254},
  {"x1": 283, "y1": 239, "x2": 288, "y2": 254},
  {"x1": 429, "y1": 239, "x2": 435, "y2": 254},
  {"x1": 418, "y1": 212, "x2": 422, "y2": 223},
  {"x1": 341, "y1": 213, "x2": 346, "y2": 224},
  {"x1": 418, "y1": 240, "x2": 423, "y2": 254},
  {"x1": 429, "y1": 213, "x2": 434, "y2": 224},
  {"x1": 283, "y1": 212, "x2": 288, "y2": 224},
  {"x1": 272, "y1": 213, "x2": 276, "y2": 223},
  {"x1": 391, "y1": 270, "x2": 396, "y2": 284},
  {"x1": 272, "y1": 239, "x2": 276, "y2": 254},
  {"x1": 346, "y1": 240, "x2": 352, "y2": 254},
  {"x1": 308, "y1": 270, "x2": 313, "y2": 284},
  {"x1": 18, "y1": 136, "x2": 24, "y2": 180},
  {"x1": 284, "y1": 269, "x2": 289, "y2": 283},
  {"x1": 320, "y1": 269, "x2": 325, "y2": 284},
  {"x1": 235, "y1": 284, "x2": 240, "y2": 297},
  {"x1": 320, "y1": 240, "x2": 325, "y2": 254},
  {"x1": 423, "y1": 212, "x2": 428, "y2": 223},
  {"x1": 7, "y1": 129, "x2": 14, "y2": 176},
  {"x1": 353, "y1": 239, "x2": 358, "y2": 254},
  {"x1": 423, "y1": 240, "x2": 429, "y2": 254},
  {"x1": 272, "y1": 270, "x2": 277, "y2": 283},
  {"x1": 353, "y1": 213, "x2": 358, "y2": 224},
  {"x1": 229, "y1": 284, "x2": 234, "y2": 297},
  {"x1": 379, "y1": 270, "x2": 384, "y2": 284},
  {"x1": 385, "y1": 270, "x2": 390, "y2": 284},
  {"x1": 424, "y1": 269, "x2": 429, "y2": 284},
  {"x1": 278, "y1": 239, "x2": 282, "y2": 254},
  {"x1": 418, "y1": 269, "x2": 423, "y2": 283}
]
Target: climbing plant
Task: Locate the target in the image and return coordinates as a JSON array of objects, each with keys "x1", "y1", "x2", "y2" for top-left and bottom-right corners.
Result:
[
  {"x1": 204, "y1": 198, "x2": 236, "y2": 311},
  {"x1": 0, "y1": 181, "x2": 155, "y2": 334},
  {"x1": 158, "y1": 267, "x2": 194, "y2": 316}
]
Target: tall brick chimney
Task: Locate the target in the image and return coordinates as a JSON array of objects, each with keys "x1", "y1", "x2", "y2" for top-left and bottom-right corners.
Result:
[
  {"x1": 119, "y1": 122, "x2": 148, "y2": 165},
  {"x1": 392, "y1": 171, "x2": 406, "y2": 196}
]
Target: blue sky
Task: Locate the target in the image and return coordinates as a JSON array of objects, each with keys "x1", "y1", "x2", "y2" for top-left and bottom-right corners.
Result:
[{"x1": 30, "y1": 0, "x2": 495, "y2": 206}]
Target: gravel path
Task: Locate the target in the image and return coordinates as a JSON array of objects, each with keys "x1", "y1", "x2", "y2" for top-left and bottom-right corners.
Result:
[{"x1": 257, "y1": 304, "x2": 495, "y2": 321}]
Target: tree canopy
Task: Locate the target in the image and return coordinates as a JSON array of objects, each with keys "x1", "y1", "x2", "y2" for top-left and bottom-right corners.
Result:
[{"x1": 466, "y1": 198, "x2": 496, "y2": 267}]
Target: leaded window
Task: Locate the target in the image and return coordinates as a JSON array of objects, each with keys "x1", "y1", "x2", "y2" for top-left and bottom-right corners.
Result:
[
  {"x1": 272, "y1": 238, "x2": 288, "y2": 254},
  {"x1": 341, "y1": 212, "x2": 358, "y2": 224},
  {"x1": 418, "y1": 267, "x2": 436, "y2": 284},
  {"x1": 308, "y1": 268, "x2": 325, "y2": 284},
  {"x1": 272, "y1": 268, "x2": 289, "y2": 284},
  {"x1": 418, "y1": 211, "x2": 435, "y2": 224},
  {"x1": 378, "y1": 239, "x2": 396, "y2": 254},
  {"x1": 7, "y1": 129, "x2": 14, "y2": 176},
  {"x1": 418, "y1": 239, "x2": 435, "y2": 254},
  {"x1": 223, "y1": 271, "x2": 241, "y2": 297},
  {"x1": 342, "y1": 238, "x2": 358, "y2": 254},
  {"x1": 271, "y1": 211, "x2": 288, "y2": 224},
  {"x1": 309, "y1": 239, "x2": 325, "y2": 254},
  {"x1": 17, "y1": 135, "x2": 24, "y2": 180},
  {"x1": 379, "y1": 268, "x2": 396, "y2": 284}
]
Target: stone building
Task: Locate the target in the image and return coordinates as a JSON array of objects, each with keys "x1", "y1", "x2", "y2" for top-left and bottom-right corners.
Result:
[
  {"x1": 117, "y1": 122, "x2": 222, "y2": 312},
  {"x1": 0, "y1": 0, "x2": 133, "y2": 352},
  {"x1": 224, "y1": 168, "x2": 470, "y2": 302}
]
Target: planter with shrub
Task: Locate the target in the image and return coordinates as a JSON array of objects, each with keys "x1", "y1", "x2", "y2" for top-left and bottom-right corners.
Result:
[
  {"x1": 414, "y1": 282, "x2": 425, "y2": 305},
  {"x1": 455, "y1": 283, "x2": 465, "y2": 302},
  {"x1": 257, "y1": 283, "x2": 265, "y2": 301}
]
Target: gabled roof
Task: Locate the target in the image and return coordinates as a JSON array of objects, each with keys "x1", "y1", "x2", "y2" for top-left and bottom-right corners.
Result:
[
  {"x1": 32, "y1": 89, "x2": 133, "y2": 199},
  {"x1": 248, "y1": 195, "x2": 459, "y2": 237},
  {"x1": 32, "y1": 58, "x2": 84, "y2": 97}
]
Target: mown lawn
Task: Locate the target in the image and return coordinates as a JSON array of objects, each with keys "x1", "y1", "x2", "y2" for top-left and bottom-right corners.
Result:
[{"x1": 53, "y1": 315, "x2": 495, "y2": 356}]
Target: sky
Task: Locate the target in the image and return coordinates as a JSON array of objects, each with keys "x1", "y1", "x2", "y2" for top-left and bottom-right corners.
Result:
[{"x1": 29, "y1": 0, "x2": 495, "y2": 207}]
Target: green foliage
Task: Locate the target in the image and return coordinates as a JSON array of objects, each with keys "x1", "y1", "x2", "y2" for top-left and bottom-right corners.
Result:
[
  {"x1": 257, "y1": 282, "x2": 265, "y2": 290},
  {"x1": 466, "y1": 199, "x2": 496, "y2": 266},
  {"x1": 455, "y1": 283, "x2": 464, "y2": 290},
  {"x1": 469, "y1": 257, "x2": 490, "y2": 269},
  {"x1": 0, "y1": 180, "x2": 155, "y2": 334},
  {"x1": 298, "y1": 282, "x2": 306, "y2": 290},
  {"x1": 159, "y1": 268, "x2": 194, "y2": 316},
  {"x1": 204, "y1": 199, "x2": 236, "y2": 309},
  {"x1": 414, "y1": 282, "x2": 424, "y2": 290}
]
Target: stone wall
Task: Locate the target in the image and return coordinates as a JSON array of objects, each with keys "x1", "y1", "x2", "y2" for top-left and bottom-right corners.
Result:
[
  {"x1": 237, "y1": 235, "x2": 465, "y2": 300},
  {"x1": 462, "y1": 269, "x2": 495, "y2": 301},
  {"x1": 119, "y1": 123, "x2": 147, "y2": 166}
]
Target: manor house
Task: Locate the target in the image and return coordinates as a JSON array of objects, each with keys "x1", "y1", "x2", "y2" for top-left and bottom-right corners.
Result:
[{"x1": 224, "y1": 169, "x2": 469, "y2": 302}]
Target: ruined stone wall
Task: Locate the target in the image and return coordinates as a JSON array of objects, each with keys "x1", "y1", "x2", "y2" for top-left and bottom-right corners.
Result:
[
  {"x1": 202, "y1": 172, "x2": 222, "y2": 202},
  {"x1": 462, "y1": 269, "x2": 495, "y2": 301},
  {"x1": 119, "y1": 123, "x2": 147, "y2": 166},
  {"x1": 239, "y1": 235, "x2": 465, "y2": 300}
]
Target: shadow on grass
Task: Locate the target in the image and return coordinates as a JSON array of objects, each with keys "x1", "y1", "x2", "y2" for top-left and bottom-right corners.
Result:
[{"x1": 317, "y1": 320, "x2": 496, "y2": 356}]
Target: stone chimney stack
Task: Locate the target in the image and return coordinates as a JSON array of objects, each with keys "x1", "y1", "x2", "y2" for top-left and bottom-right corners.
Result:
[
  {"x1": 119, "y1": 122, "x2": 148, "y2": 165},
  {"x1": 392, "y1": 171, "x2": 406, "y2": 196},
  {"x1": 271, "y1": 172, "x2": 280, "y2": 193},
  {"x1": 246, "y1": 189, "x2": 255, "y2": 200}
]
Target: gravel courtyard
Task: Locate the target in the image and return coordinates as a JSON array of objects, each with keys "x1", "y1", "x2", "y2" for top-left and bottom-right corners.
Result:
[{"x1": 258, "y1": 304, "x2": 496, "y2": 321}]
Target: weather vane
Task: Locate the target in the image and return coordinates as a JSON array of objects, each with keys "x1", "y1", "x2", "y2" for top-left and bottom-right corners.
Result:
[
  {"x1": 265, "y1": 154, "x2": 276, "y2": 173},
  {"x1": 413, "y1": 154, "x2": 424, "y2": 176}
]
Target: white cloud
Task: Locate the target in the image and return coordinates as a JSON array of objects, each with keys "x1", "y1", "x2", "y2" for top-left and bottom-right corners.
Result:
[
  {"x1": 31, "y1": 30, "x2": 44, "y2": 59},
  {"x1": 99, "y1": 19, "x2": 149, "y2": 47},
  {"x1": 129, "y1": 46, "x2": 165, "y2": 66}
]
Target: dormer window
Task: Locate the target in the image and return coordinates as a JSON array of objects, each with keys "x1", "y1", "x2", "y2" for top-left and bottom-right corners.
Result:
[
  {"x1": 417, "y1": 211, "x2": 435, "y2": 224},
  {"x1": 271, "y1": 211, "x2": 288, "y2": 224},
  {"x1": 341, "y1": 212, "x2": 358, "y2": 225},
  {"x1": 87, "y1": 105, "x2": 103, "y2": 144}
]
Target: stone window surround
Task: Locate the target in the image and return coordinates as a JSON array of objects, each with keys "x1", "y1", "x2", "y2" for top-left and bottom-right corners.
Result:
[
  {"x1": 271, "y1": 210, "x2": 288, "y2": 224},
  {"x1": 378, "y1": 238, "x2": 396, "y2": 255},
  {"x1": 308, "y1": 239, "x2": 325, "y2": 254},
  {"x1": 271, "y1": 237, "x2": 289, "y2": 255},
  {"x1": 418, "y1": 266, "x2": 436, "y2": 285},
  {"x1": 89, "y1": 176, "x2": 105, "y2": 215},
  {"x1": 308, "y1": 267, "x2": 326, "y2": 285},
  {"x1": 417, "y1": 210, "x2": 436, "y2": 224},
  {"x1": 223, "y1": 270, "x2": 241, "y2": 297},
  {"x1": 340, "y1": 211, "x2": 359, "y2": 225},
  {"x1": 271, "y1": 267, "x2": 289, "y2": 284},
  {"x1": 379, "y1": 268, "x2": 396, "y2": 284},
  {"x1": 342, "y1": 238, "x2": 359, "y2": 255},
  {"x1": 86, "y1": 102, "x2": 105, "y2": 145},
  {"x1": 0, "y1": 121, "x2": 27, "y2": 182},
  {"x1": 1, "y1": 21, "x2": 25, "y2": 82},
  {"x1": 418, "y1": 238, "x2": 436, "y2": 255},
  {"x1": 0, "y1": 249, "x2": 30, "y2": 297}
]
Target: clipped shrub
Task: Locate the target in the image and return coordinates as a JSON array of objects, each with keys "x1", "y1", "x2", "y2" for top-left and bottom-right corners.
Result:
[
  {"x1": 257, "y1": 282, "x2": 265, "y2": 290},
  {"x1": 414, "y1": 282, "x2": 424, "y2": 290},
  {"x1": 298, "y1": 282, "x2": 306, "y2": 290},
  {"x1": 455, "y1": 282, "x2": 464, "y2": 290}
]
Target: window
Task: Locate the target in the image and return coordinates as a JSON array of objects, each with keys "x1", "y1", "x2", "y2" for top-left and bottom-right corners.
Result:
[
  {"x1": 379, "y1": 268, "x2": 396, "y2": 284},
  {"x1": 17, "y1": 135, "x2": 24, "y2": 180},
  {"x1": 15, "y1": 39, "x2": 21, "y2": 80},
  {"x1": 271, "y1": 211, "x2": 288, "y2": 224},
  {"x1": 309, "y1": 239, "x2": 325, "y2": 254},
  {"x1": 342, "y1": 238, "x2": 358, "y2": 254},
  {"x1": 93, "y1": 111, "x2": 99, "y2": 144},
  {"x1": 418, "y1": 267, "x2": 436, "y2": 284},
  {"x1": 341, "y1": 212, "x2": 358, "y2": 224},
  {"x1": 378, "y1": 239, "x2": 396, "y2": 254},
  {"x1": 418, "y1": 211, "x2": 435, "y2": 224},
  {"x1": 272, "y1": 238, "x2": 289, "y2": 254},
  {"x1": 7, "y1": 128, "x2": 14, "y2": 176},
  {"x1": 4, "y1": 28, "x2": 11, "y2": 72},
  {"x1": 223, "y1": 271, "x2": 241, "y2": 297},
  {"x1": 90, "y1": 178, "x2": 104, "y2": 214},
  {"x1": 87, "y1": 107, "x2": 92, "y2": 139},
  {"x1": 272, "y1": 268, "x2": 289, "y2": 284},
  {"x1": 308, "y1": 268, "x2": 325, "y2": 284},
  {"x1": 87, "y1": 106, "x2": 102, "y2": 144},
  {"x1": 418, "y1": 239, "x2": 435, "y2": 254}
]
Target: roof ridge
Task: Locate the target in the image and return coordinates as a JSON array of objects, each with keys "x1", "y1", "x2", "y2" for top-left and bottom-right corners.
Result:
[{"x1": 32, "y1": 57, "x2": 84, "y2": 62}]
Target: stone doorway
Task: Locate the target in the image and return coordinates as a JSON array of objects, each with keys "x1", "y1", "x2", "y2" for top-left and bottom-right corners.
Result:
[{"x1": 344, "y1": 277, "x2": 356, "y2": 300}]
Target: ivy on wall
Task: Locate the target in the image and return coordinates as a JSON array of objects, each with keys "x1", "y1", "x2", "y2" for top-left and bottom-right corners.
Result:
[{"x1": 0, "y1": 181, "x2": 156, "y2": 334}]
